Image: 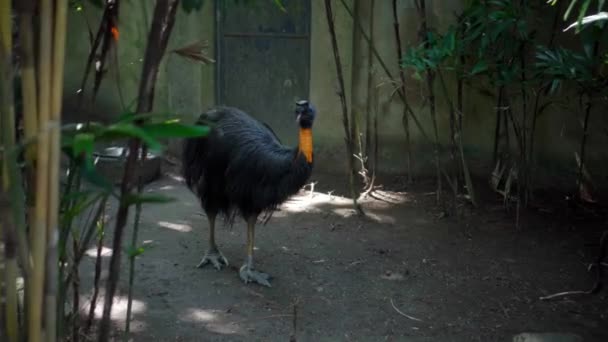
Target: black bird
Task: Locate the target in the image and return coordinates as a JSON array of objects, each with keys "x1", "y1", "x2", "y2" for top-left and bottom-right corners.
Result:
[{"x1": 182, "y1": 100, "x2": 316, "y2": 287}]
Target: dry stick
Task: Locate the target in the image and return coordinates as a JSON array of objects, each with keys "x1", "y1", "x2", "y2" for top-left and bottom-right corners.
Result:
[
  {"x1": 361, "y1": 0, "x2": 376, "y2": 197},
  {"x1": 46, "y1": 2, "x2": 68, "y2": 341},
  {"x1": 29, "y1": 0, "x2": 53, "y2": 340},
  {"x1": 98, "y1": 1, "x2": 180, "y2": 341},
  {"x1": 289, "y1": 301, "x2": 297, "y2": 342},
  {"x1": 437, "y1": 71, "x2": 464, "y2": 211},
  {"x1": 436, "y1": 73, "x2": 459, "y2": 212},
  {"x1": 71, "y1": 236, "x2": 80, "y2": 342},
  {"x1": 324, "y1": 0, "x2": 363, "y2": 215},
  {"x1": 75, "y1": 2, "x2": 116, "y2": 108},
  {"x1": 455, "y1": 29, "x2": 477, "y2": 208},
  {"x1": 577, "y1": 103, "x2": 592, "y2": 197},
  {"x1": 540, "y1": 230, "x2": 607, "y2": 300},
  {"x1": 390, "y1": 298, "x2": 423, "y2": 322},
  {"x1": 492, "y1": 87, "x2": 505, "y2": 166},
  {"x1": 392, "y1": 0, "x2": 412, "y2": 184},
  {"x1": 518, "y1": 42, "x2": 529, "y2": 209}
]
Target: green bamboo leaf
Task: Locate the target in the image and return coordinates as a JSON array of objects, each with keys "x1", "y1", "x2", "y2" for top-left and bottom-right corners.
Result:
[
  {"x1": 182, "y1": 0, "x2": 204, "y2": 13},
  {"x1": 141, "y1": 122, "x2": 210, "y2": 139},
  {"x1": 274, "y1": 0, "x2": 287, "y2": 12},
  {"x1": 470, "y1": 60, "x2": 488, "y2": 75},
  {"x1": 72, "y1": 133, "x2": 95, "y2": 157},
  {"x1": 127, "y1": 246, "x2": 146, "y2": 258},
  {"x1": 101, "y1": 123, "x2": 162, "y2": 152}
]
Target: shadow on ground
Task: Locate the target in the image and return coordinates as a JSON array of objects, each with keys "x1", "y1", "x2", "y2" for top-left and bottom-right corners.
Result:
[{"x1": 79, "y1": 173, "x2": 608, "y2": 342}]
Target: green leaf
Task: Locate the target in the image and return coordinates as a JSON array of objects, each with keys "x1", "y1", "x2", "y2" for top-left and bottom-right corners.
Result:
[
  {"x1": 182, "y1": 0, "x2": 204, "y2": 13},
  {"x1": 80, "y1": 166, "x2": 115, "y2": 194},
  {"x1": 101, "y1": 123, "x2": 162, "y2": 152},
  {"x1": 141, "y1": 122, "x2": 210, "y2": 139},
  {"x1": 72, "y1": 133, "x2": 95, "y2": 157},
  {"x1": 61, "y1": 193, "x2": 105, "y2": 226},
  {"x1": 123, "y1": 193, "x2": 175, "y2": 206},
  {"x1": 564, "y1": 0, "x2": 579, "y2": 20},
  {"x1": 273, "y1": 0, "x2": 287, "y2": 12},
  {"x1": 115, "y1": 111, "x2": 167, "y2": 124},
  {"x1": 87, "y1": 0, "x2": 103, "y2": 8},
  {"x1": 470, "y1": 60, "x2": 488, "y2": 75},
  {"x1": 127, "y1": 246, "x2": 146, "y2": 258}
]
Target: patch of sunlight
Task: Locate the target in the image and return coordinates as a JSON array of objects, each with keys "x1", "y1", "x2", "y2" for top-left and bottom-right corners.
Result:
[
  {"x1": 282, "y1": 192, "x2": 352, "y2": 213},
  {"x1": 82, "y1": 295, "x2": 147, "y2": 322},
  {"x1": 158, "y1": 185, "x2": 175, "y2": 191},
  {"x1": 332, "y1": 208, "x2": 358, "y2": 218},
  {"x1": 168, "y1": 174, "x2": 184, "y2": 182},
  {"x1": 270, "y1": 210, "x2": 288, "y2": 218},
  {"x1": 180, "y1": 308, "x2": 241, "y2": 335},
  {"x1": 184, "y1": 308, "x2": 218, "y2": 322},
  {"x1": 85, "y1": 246, "x2": 113, "y2": 258},
  {"x1": 158, "y1": 221, "x2": 192, "y2": 232},
  {"x1": 365, "y1": 212, "x2": 396, "y2": 224}
]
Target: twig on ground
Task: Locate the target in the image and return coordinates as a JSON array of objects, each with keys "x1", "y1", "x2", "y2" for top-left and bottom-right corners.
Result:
[
  {"x1": 289, "y1": 298, "x2": 298, "y2": 342},
  {"x1": 539, "y1": 290, "x2": 590, "y2": 301},
  {"x1": 390, "y1": 298, "x2": 423, "y2": 322},
  {"x1": 345, "y1": 259, "x2": 365, "y2": 270}
]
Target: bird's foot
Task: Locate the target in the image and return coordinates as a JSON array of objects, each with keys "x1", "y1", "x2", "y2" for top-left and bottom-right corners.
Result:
[
  {"x1": 239, "y1": 264, "x2": 272, "y2": 287},
  {"x1": 196, "y1": 249, "x2": 229, "y2": 270}
]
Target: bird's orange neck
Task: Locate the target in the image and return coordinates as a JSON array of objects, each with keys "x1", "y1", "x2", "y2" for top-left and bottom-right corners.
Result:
[{"x1": 298, "y1": 128, "x2": 313, "y2": 163}]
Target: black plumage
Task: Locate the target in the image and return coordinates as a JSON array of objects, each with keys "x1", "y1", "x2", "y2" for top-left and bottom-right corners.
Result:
[{"x1": 182, "y1": 101, "x2": 315, "y2": 287}]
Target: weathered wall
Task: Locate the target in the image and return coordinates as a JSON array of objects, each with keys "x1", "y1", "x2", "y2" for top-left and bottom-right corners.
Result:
[
  {"x1": 62, "y1": 1, "x2": 608, "y2": 190},
  {"x1": 63, "y1": 1, "x2": 215, "y2": 122}
]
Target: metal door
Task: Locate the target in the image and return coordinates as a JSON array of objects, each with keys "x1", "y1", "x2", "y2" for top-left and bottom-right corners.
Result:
[{"x1": 216, "y1": 0, "x2": 311, "y2": 145}]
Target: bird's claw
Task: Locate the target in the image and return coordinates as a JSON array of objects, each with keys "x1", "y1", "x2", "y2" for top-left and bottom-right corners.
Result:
[
  {"x1": 239, "y1": 265, "x2": 272, "y2": 287},
  {"x1": 196, "y1": 249, "x2": 229, "y2": 270}
]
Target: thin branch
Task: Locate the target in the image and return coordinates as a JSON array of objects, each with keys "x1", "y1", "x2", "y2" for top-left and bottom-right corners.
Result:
[{"x1": 390, "y1": 298, "x2": 424, "y2": 322}]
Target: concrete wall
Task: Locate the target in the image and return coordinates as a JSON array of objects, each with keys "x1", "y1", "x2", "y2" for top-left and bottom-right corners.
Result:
[{"x1": 62, "y1": 1, "x2": 608, "y2": 190}]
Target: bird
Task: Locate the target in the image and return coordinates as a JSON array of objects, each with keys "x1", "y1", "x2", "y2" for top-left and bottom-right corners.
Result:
[{"x1": 181, "y1": 100, "x2": 316, "y2": 287}]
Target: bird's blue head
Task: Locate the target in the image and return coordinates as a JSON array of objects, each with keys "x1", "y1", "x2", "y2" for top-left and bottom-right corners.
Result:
[{"x1": 295, "y1": 100, "x2": 315, "y2": 129}]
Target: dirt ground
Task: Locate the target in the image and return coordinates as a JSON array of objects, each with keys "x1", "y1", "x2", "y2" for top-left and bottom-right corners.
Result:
[{"x1": 80, "y1": 171, "x2": 607, "y2": 342}]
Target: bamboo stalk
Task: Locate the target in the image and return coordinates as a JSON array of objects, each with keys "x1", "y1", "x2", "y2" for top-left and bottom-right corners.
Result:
[
  {"x1": 0, "y1": 2, "x2": 20, "y2": 340},
  {"x1": 17, "y1": 1, "x2": 39, "y2": 250},
  {"x1": 45, "y1": 1, "x2": 68, "y2": 341},
  {"x1": 85, "y1": 208, "x2": 105, "y2": 333},
  {"x1": 350, "y1": 0, "x2": 368, "y2": 188},
  {"x1": 124, "y1": 148, "x2": 146, "y2": 341},
  {"x1": 29, "y1": 0, "x2": 54, "y2": 340},
  {"x1": 392, "y1": 0, "x2": 412, "y2": 184},
  {"x1": 324, "y1": 0, "x2": 363, "y2": 214},
  {"x1": 99, "y1": 1, "x2": 181, "y2": 340},
  {"x1": 416, "y1": 0, "x2": 442, "y2": 203},
  {"x1": 364, "y1": 0, "x2": 375, "y2": 177}
]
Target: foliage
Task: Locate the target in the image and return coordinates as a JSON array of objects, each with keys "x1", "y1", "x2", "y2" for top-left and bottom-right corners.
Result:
[
  {"x1": 401, "y1": 0, "x2": 608, "y2": 216},
  {"x1": 549, "y1": 0, "x2": 608, "y2": 31}
]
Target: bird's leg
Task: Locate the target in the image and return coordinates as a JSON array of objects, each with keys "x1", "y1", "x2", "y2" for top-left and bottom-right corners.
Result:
[
  {"x1": 196, "y1": 213, "x2": 229, "y2": 270},
  {"x1": 239, "y1": 216, "x2": 272, "y2": 287}
]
